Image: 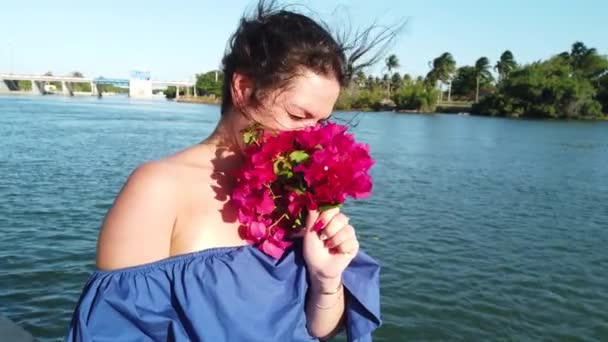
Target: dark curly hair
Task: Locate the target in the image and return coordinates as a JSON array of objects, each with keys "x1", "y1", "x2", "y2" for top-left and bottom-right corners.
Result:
[{"x1": 221, "y1": 0, "x2": 402, "y2": 114}]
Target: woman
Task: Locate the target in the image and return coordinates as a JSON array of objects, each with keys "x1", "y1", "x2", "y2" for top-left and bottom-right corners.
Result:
[{"x1": 67, "y1": 1, "x2": 393, "y2": 341}]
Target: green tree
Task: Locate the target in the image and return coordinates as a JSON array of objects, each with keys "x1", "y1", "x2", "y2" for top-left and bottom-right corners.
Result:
[
  {"x1": 451, "y1": 66, "x2": 477, "y2": 100},
  {"x1": 196, "y1": 70, "x2": 223, "y2": 97},
  {"x1": 354, "y1": 70, "x2": 366, "y2": 88},
  {"x1": 474, "y1": 57, "x2": 493, "y2": 102},
  {"x1": 18, "y1": 80, "x2": 31, "y2": 91},
  {"x1": 472, "y1": 57, "x2": 602, "y2": 119},
  {"x1": 402, "y1": 73, "x2": 412, "y2": 85},
  {"x1": 391, "y1": 72, "x2": 403, "y2": 92},
  {"x1": 381, "y1": 74, "x2": 390, "y2": 92},
  {"x1": 568, "y1": 42, "x2": 608, "y2": 81},
  {"x1": 164, "y1": 86, "x2": 176, "y2": 99},
  {"x1": 426, "y1": 52, "x2": 456, "y2": 101},
  {"x1": 494, "y1": 50, "x2": 517, "y2": 82},
  {"x1": 392, "y1": 79, "x2": 440, "y2": 113},
  {"x1": 597, "y1": 73, "x2": 608, "y2": 113},
  {"x1": 349, "y1": 88, "x2": 385, "y2": 111},
  {"x1": 365, "y1": 75, "x2": 375, "y2": 90},
  {"x1": 384, "y1": 54, "x2": 400, "y2": 95},
  {"x1": 67, "y1": 72, "x2": 90, "y2": 92}
]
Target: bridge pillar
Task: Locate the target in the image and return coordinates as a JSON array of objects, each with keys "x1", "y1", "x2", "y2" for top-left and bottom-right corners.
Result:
[
  {"x1": 62, "y1": 81, "x2": 73, "y2": 96},
  {"x1": 3, "y1": 80, "x2": 20, "y2": 91},
  {"x1": 31, "y1": 80, "x2": 44, "y2": 95},
  {"x1": 193, "y1": 86, "x2": 197, "y2": 97},
  {"x1": 175, "y1": 86, "x2": 180, "y2": 100}
]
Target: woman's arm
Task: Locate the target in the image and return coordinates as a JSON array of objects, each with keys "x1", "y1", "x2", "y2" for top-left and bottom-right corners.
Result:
[
  {"x1": 305, "y1": 276, "x2": 346, "y2": 340},
  {"x1": 96, "y1": 161, "x2": 179, "y2": 270},
  {"x1": 303, "y1": 209, "x2": 360, "y2": 339}
]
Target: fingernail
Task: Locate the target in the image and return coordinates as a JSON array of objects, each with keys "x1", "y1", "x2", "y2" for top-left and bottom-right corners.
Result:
[
  {"x1": 313, "y1": 220, "x2": 325, "y2": 232},
  {"x1": 319, "y1": 232, "x2": 328, "y2": 240}
]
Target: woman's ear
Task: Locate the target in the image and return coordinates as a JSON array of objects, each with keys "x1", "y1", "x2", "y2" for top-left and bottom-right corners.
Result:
[{"x1": 231, "y1": 72, "x2": 254, "y2": 110}]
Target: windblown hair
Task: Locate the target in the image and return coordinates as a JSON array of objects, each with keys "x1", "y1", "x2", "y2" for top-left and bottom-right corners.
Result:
[{"x1": 221, "y1": 0, "x2": 403, "y2": 114}]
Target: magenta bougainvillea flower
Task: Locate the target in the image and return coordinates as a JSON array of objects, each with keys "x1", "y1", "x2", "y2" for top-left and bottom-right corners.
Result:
[{"x1": 232, "y1": 122, "x2": 374, "y2": 259}]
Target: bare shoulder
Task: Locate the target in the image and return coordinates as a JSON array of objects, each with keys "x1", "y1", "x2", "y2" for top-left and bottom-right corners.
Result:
[{"x1": 95, "y1": 159, "x2": 183, "y2": 270}]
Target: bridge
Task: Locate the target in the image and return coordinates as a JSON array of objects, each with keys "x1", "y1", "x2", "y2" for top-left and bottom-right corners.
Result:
[{"x1": 0, "y1": 73, "x2": 196, "y2": 99}]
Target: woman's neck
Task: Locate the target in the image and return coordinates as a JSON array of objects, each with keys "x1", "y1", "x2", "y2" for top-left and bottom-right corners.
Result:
[{"x1": 201, "y1": 110, "x2": 249, "y2": 173}]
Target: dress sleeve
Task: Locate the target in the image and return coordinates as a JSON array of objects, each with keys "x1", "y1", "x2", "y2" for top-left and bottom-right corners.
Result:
[
  {"x1": 341, "y1": 250, "x2": 382, "y2": 342},
  {"x1": 65, "y1": 270, "x2": 176, "y2": 342}
]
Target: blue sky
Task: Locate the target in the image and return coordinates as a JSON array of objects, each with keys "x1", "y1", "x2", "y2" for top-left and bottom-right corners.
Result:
[{"x1": 1, "y1": 0, "x2": 607, "y2": 81}]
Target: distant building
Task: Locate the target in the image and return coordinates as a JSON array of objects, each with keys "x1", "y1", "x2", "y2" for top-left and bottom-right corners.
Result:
[{"x1": 129, "y1": 70, "x2": 152, "y2": 98}]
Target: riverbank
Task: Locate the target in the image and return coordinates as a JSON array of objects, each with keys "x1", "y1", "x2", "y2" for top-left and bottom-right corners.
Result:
[
  {"x1": 175, "y1": 95, "x2": 220, "y2": 105},
  {"x1": 435, "y1": 100, "x2": 473, "y2": 114},
  {"x1": 0, "y1": 90, "x2": 121, "y2": 96}
]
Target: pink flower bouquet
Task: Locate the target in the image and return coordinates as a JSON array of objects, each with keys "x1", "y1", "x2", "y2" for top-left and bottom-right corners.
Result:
[{"x1": 231, "y1": 122, "x2": 374, "y2": 259}]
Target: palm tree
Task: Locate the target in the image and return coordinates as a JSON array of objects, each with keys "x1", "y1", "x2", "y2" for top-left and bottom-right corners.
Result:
[
  {"x1": 366, "y1": 75, "x2": 375, "y2": 90},
  {"x1": 354, "y1": 70, "x2": 366, "y2": 88},
  {"x1": 473, "y1": 57, "x2": 493, "y2": 103},
  {"x1": 384, "y1": 54, "x2": 400, "y2": 95},
  {"x1": 426, "y1": 52, "x2": 456, "y2": 101},
  {"x1": 374, "y1": 76, "x2": 381, "y2": 89},
  {"x1": 391, "y1": 72, "x2": 403, "y2": 92},
  {"x1": 569, "y1": 42, "x2": 608, "y2": 80},
  {"x1": 382, "y1": 73, "x2": 390, "y2": 91},
  {"x1": 494, "y1": 50, "x2": 517, "y2": 82},
  {"x1": 402, "y1": 73, "x2": 412, "y2": 84},
  {"x1": 570, "y1": 42, "x2": 595, "y2": 68}
]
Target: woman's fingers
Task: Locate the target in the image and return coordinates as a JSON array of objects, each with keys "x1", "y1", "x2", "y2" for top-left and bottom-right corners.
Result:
[
  {"x1": 318, "y1": 212, "x2": 349, "y2": 240},
  {"x1": 334, "y1": 237, "x2": 359, "y2": 255},
  {"x1": 304, "y1": 207, "x2": 359, "y2": 255},
  {"x1": 314, "y1": 208, "x2": 340, "y2": 231},
  {"x1": 323, "y1": 224, "x2": 355, "y2": 248}
]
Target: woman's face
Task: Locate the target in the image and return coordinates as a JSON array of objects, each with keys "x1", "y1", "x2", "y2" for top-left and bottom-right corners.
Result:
[{"x1": 248, "y1": 69, "x2": 341, "y2": 132}]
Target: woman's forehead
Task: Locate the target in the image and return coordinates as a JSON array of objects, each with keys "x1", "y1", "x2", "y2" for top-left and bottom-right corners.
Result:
[{"x1": 287, "y1": 73, "x2": 340, "y2": 117}]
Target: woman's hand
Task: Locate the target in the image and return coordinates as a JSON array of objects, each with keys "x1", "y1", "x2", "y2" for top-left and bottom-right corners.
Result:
[{"x1": 303, "y1": 208, "x2": 359, "y2": 292}]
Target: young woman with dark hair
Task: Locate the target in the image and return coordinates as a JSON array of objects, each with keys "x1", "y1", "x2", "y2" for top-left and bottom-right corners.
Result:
[{"x1": 67, "y1": 1, "x2": 398, "y2": 340}]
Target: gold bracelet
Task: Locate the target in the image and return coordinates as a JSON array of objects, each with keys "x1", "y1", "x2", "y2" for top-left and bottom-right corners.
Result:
[
  {"x1": 320, "y1": 283, "x2": 343, "y2": 295},
  {"x1": 314, "y1": 290, "x2": 344, "y2": 310}
]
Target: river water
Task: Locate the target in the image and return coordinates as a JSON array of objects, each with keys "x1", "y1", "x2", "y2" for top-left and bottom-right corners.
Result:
[{"x1": 1, "y1": 95, "x2": 607, "y2": 341}]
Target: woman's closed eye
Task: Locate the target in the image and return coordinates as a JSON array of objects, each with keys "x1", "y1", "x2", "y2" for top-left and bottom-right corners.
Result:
[{"x1": 288, "y1": 113, "x2": 306, "y2": 121}]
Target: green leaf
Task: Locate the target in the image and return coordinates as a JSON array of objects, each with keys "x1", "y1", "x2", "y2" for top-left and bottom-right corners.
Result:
[
  {"x1": 274, "y1": 158, "x2": 294, "y2": 177},
  {"x1": 289, "y1": 150, "x2": 309, "y2": 163},
  {"x1": 278, "y1": 170, "x2": 294, "y2": 178},
  {"x1": 319, "y1": 203, "x2": 343, "y2": 212},
  {"x1": 243, "y1": 131, "x2": 254, "y2": 145}
]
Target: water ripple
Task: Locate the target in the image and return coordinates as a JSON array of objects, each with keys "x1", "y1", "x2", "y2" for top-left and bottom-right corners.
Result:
[{"x1": 1, "y1": 96, "x2": 608, "y2": 341}]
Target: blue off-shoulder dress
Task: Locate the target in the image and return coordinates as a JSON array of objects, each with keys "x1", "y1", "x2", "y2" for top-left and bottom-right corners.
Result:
[{"x1": 66, "y1": 240, "x2": 381, "y2": 341}]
